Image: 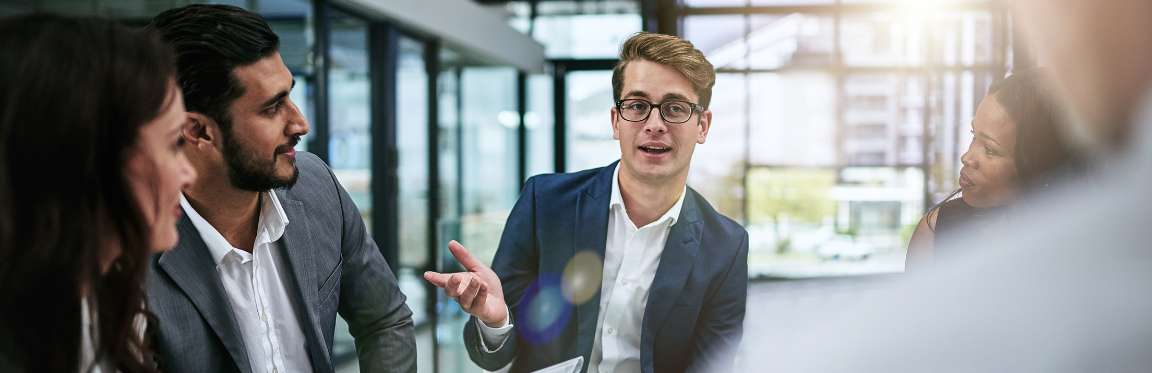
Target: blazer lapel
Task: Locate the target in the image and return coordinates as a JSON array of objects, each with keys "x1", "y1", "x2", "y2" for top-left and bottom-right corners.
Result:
[
  {"x1": 157, "y1": 214, "x2": 253, "y2": 373},
  {"x1": 275, "y1": 195, "x2": 332, "y2": 372},
  {"x1": 573, "y1": 164, "x2": 616, "y2": 364},
  {"x1": 643, "y1": 192, "x2": 702, "y2": 334}
]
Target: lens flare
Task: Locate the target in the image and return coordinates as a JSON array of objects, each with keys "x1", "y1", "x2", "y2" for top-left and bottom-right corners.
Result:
[
  {"x1": 562, "y1": 251, "x2": 603, "y2": 305},
  {"x1": 515, "y1": 273, "x2": 573, "y2": 345}
]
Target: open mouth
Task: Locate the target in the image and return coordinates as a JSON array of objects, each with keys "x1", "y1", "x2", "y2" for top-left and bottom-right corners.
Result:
[
  {"x1": 275, "y1": 136, "x2": 301, "y2": 155},
  {"x1": 639, "y1": 146, "x2": 671, "y2": 154}
]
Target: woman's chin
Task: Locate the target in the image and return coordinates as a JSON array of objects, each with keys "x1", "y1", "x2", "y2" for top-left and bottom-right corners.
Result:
[{"x1": 149, "y1": 230, "x2": 180, "y2": 253}]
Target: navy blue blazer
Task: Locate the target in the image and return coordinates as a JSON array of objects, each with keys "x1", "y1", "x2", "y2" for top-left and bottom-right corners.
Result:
[{"x1": 464, "y1": 161, "x2": 748, "y2": 373}]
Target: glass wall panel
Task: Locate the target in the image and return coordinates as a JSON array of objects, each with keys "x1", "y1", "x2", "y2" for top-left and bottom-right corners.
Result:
[
  {"x1": 687, "y1": 73, "x2": 748, "y2": 222},
  {"x1": 566, "y1": 70, "x2": 618, "y2": 172},
  {"x1": 748, "y1": 72, "x2": 838, "y2": 168},
  {"x1": 930, "y1": 11, "x2": 995, "y2": 67},
  {"x1": 527, "y1": 74, "x2": 556, "y2": 178},
  {"x1": 396, "y1": 35, "x2": 430, "y2": 328},
  {"x1": 684, "y1": 0, "x2": 747, "y2": 8},
  {"x1": 327, "y1": 12, "x2": 372, "y2": 232},
  {"x1": 749, "y1": 14, "x2": 835, "y2": 69},
  {"x1": 680, "y1": 5, "x2": 1005, "y2": 279},
  {"x1": 841, "y1": 73, "x2": 925, "y2": 167},
  {"x1": 435, "y1": 65, "x2": 520, "y2": 373},
  {"x1": 324, "y1": 9, "x2": 371, "y2": 371},
  {"x1": 840, "y1": 12, "x2": 926, "y2": 67},
  {"x1": 531, "y1": 14, "x2": 641, "y2": 58},
  {"x1": 684, "y1": 15, "x2": 749, "y2": 70},
  {"x1": 459, "y1": 67, "x2": 519, "y2": 265},
  {"x1": 749, "y1": 0, "x2": 835, "y2": 5}
]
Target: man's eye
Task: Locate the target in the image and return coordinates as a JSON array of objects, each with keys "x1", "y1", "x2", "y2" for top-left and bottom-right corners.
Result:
[
  {"x1": 267, "y1": 103, "x2": 281, "y2": 114},
  {"x1": 628, "y1": 103, "x2": 647, "y2": 111},
  {"x1": 666, "y1": 104, "x2": 686, "y2": 113}
]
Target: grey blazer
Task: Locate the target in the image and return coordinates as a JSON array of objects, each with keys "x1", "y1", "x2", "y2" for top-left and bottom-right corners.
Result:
[{"x1": 146, "y1": 152, "x2": 416, "y2": 373}]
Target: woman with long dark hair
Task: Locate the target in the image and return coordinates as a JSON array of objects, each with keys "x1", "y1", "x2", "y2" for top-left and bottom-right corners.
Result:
[
  {"x1": 906, "y1": 68, "x2": 1077, "y2": 271},
  {"x1": 0, "y1": 14, "x2": 196, "y2": 372}
]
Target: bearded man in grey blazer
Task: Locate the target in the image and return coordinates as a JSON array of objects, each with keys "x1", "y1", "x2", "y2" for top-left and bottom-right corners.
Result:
[{"x1": 142, "y1": 5, "x2": 415, "y2": 373}]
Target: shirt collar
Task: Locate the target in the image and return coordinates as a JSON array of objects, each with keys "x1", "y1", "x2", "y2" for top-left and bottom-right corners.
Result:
[
  {"x1": 179, "y1": 191, "x2": 290, "y2": 266},
  {"x1": 609, "y1": 163, "x2": 688, "y2": 227}
]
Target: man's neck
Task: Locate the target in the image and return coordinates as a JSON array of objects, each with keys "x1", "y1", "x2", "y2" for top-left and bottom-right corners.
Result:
[
  {"x1": 617, "y1": 165, "x2": 686, "y2": 228},
  {"x1": 183, "y1": 176, "x2": 262, "y2": 253}
]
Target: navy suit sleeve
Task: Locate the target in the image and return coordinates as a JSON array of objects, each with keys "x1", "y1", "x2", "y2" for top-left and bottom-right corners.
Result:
[
  {"x1": 322, "y1": 163, "x2": 417, "y2": 373},
  {"x1": 687, "y1": 230, "x2": 748, "y2": 373},
  {"x1": 463, "y1": 176, "x2": 541, "y2": 371}
]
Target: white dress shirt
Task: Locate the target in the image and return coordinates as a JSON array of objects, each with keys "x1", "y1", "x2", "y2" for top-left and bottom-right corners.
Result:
[
  {"x1": 479, "y1": 164, "x2": 686, "y2": 373},
  {"x1": 180, "y1": 192, "x2": 313, "y2": 373}
]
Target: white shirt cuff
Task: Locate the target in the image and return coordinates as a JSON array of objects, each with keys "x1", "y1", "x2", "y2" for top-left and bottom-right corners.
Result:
[{"x1": 476, "y1": 309, "x2": 513, "y2": 353}]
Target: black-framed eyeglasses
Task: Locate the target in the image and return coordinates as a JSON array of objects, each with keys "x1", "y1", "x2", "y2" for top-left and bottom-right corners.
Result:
[{"x1": 614, "y1": 98, "x2": 704, "y2": 124}]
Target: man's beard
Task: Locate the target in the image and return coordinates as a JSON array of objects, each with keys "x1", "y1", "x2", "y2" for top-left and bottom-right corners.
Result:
[{"x1": 222, "y1": 131, "x2": 301, "y2": 192}]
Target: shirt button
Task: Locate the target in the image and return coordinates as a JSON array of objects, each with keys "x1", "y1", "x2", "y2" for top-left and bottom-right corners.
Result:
[
  {"x1": 607, "y1": 327, "x2": 613, "y2": 334},
  {"x1": 261, "y1": 313, "x2": 267, "y2": 322},
  {"x1": 621, "y1": 279, "x2": 628, "y2": 285},
  {"x1": 273, "y1": 369, "x2": 278, "y2": 373}
]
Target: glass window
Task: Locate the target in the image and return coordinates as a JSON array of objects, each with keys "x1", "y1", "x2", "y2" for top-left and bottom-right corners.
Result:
[
  {"x1": 532, "y1": 14, "x2": 642, "y2": 59},
  {"x1": 434, "y1": 62, "x2": 522, "y2": 373},
  {"x1": 566, "y1": 70, "x2": 618, "y2": 173},
  {"x1": 930, "y1": 11, "x2": 996, "y2": 67},
  {"x1": 527, "y1": 74, "x2": 556, "y2": 178},
  {"x1": 679, "y1": 5, "x2": 1005, "y2": 279},
  {"x1": 684, "y1": 15, "x2": 749, "y2": 70},
  {"x1": 327, "y1": 12, "x2": 372, "y2": 232},
  {"x1": 687, "y1": 73, "x2": 748, "y2": 222},
  {"x1": 748, "y1": 72, "x2": 838, "y2": 167},
  {"x1": 396, "y1": 35, "x2": 430, "y2": 330},
  {"x1": 840, "y1": 12, "x2": 926, "y2": 67},
  {"x1": 459, "y1": 67, "x2": 519, "y2": 266}
]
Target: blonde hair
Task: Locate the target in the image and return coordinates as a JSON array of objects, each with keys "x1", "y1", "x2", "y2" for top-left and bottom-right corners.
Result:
[{"x1": 612, "y1": 32, "x2": 716, "y2": 109}]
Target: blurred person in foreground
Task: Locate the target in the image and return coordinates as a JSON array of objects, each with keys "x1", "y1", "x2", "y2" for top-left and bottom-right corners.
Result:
[
  {"x1": 759, "y1": 0, "x2": 1152, "y2": 371},
  {"x1": 0, "y1": 14, "x2": 196, "y2": 372},
  {"x1": 143, "y1": 4, "x2": 414, "y2": 373},
  {"x1": 425, "y1": 32, "x2": 748, "y2": 373},
  {"x1": 906, "y1": 68, "x2": 1078, "y2": 271}
]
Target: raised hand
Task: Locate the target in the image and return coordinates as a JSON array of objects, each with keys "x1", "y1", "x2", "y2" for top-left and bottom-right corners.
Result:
[{"x1": 424, "y1": 240, "x2": 508, "y2": 328}]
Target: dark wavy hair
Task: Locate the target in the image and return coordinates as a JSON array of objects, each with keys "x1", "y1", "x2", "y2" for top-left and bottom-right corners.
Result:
[
  {"x1": 929, "y1": 67, "x2": 1077, "y2": 222},
  {"x1": 144, "y1": 3, "x2": 280, "y2": 132},
  {"x1": 0, "y1": 14, "x2": 174, "y2": 373}
]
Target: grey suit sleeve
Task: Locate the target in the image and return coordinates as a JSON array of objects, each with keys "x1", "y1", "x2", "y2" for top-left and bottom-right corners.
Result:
[
  {"x1": 686, "y1": 230, "x2": 748, "y2": 373},
  {"x1": 324, "y1": 165, "x2": 417, "y2": 373}
]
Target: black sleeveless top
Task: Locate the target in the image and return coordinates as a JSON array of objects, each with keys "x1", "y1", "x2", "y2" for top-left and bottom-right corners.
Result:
[{"x1": 933, "y1": 198, "x2": 1005, "y2": 261}]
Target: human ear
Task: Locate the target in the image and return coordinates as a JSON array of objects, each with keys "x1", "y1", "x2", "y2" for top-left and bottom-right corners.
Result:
[
  {"x1": 183, "y1": 112, "x2": 218, "y2": 150},
  {"x1": 696, "y1": 109, "x2": 712, "y2": 144},
  {"x1": 611, "y1": 107, "x2": 622, "y2": 140}
]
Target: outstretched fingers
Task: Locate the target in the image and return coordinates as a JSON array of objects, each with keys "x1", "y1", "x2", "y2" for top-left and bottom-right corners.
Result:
[
  {"x1": 448, "y1": 240, "x2": 487, "y2": 272},
  {"x1": 471, "y1": 282, "x2": 489, "y2": 313},
  {"x1": 423, "y1": 271, "x2": 451, "y2": 287},
  {"x1": 458, "y1": 277, "x2": 482, "y2": 312}
]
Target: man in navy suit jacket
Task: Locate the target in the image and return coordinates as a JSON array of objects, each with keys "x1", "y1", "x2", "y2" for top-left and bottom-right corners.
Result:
[{"x1": 426, "y1": 32, "x2": 747, "y2": 373}]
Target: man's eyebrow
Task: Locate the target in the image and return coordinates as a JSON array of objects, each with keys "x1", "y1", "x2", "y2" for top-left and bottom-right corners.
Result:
[
  {"x1": 259, "y1": 79, "x2": 296, "y2": 109},
  {"x1": 624, "y1": 90, "x2": 649, "y2": 99},
  {"x1": 662, "y1": 92, "x2": 689, "y2": 102},
  {"x1": 260, "y1": 91, "x2": 289, "y2": 109}
]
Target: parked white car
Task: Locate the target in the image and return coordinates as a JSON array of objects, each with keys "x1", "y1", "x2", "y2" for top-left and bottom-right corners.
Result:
[{"x1": 815, "y1": 234, "x2": 875, "y2": 261}]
